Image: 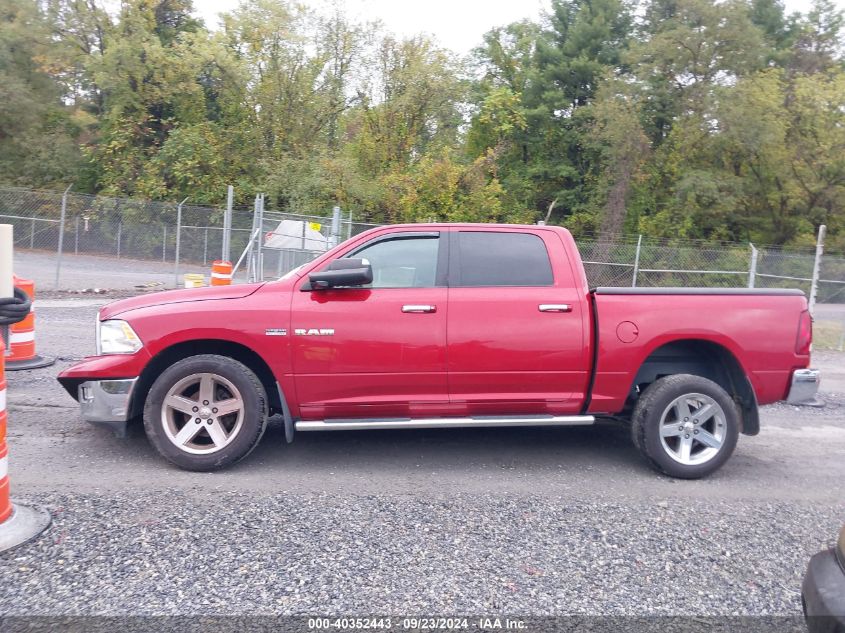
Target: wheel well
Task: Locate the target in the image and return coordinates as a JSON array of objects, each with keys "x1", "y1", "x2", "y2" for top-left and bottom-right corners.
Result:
[
  {"x1": 128, "y1": 340, "x2": 282, "y2": 420},
  {"x1": 628, "y1": 339, "x2": 759, "y2": 435}
]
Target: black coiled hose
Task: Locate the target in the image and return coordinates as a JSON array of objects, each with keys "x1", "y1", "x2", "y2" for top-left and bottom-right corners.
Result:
[{"x1": 0, "y1": 287, "x2": 32, "y2": 326}]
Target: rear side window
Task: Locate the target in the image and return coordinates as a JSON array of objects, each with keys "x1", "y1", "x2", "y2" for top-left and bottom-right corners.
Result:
[{"x1": 454, "y1": 231, "x2": 554, "y2": 287}]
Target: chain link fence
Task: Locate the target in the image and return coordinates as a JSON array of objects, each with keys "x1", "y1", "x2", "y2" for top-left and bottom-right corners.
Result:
[
  {"x1": 1, "y1": 186, "x2": 843, "y2": 310},
  {"x1": 579, "y1": 235, "x2": 845, "y2": 304},
  {"x1": 247, "y1": 204, "x2": 380, "y2": 281},
  {"x1": 0, "y1": 187, "x2": 378, "y2": 292}
]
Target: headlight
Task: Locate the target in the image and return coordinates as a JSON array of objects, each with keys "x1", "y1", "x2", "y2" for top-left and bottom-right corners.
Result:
[
  {"x1": 836, "y1": 525, "x2": 845, "y2": 570},
  {"x1": 97, "y1": 319, "x2": 142, "y2": 355}
]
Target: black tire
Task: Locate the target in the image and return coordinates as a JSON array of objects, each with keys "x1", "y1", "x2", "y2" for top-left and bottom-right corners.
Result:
[
  {"x1": 630, "y1": 374, "x2": 740, "y2": 479},
  {"x1": 143, "y1": 354, "x2": 267, "y2": 471}
]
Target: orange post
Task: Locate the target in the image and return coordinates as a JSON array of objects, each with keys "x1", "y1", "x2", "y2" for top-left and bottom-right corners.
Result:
[
  {"x1": 0, "y1": 336, "x2": 51, "y2": 551},
  {"x1": 0, "y1": 224, "x2": 50, "y2": 551},
  {"x1": 211, "y1": 260, "x2": 233, "y2": 286},
  {"x1": 5, "y1": 276, "x2": 54, "y2": 371}
]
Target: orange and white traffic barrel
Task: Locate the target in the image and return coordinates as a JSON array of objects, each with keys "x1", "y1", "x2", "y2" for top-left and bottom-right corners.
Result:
[
  {"x1": 0, "y1": 223, "x2": 51, "y2": 551},
  {"x1": 0, "y1": 350, "x2": 9, "y2": 524},
  {"x1": 5, "y1": 276, "x2": 54, "y2": 371},
  {"x1": 0, "y1": 336, "x2": 51, "y2": 552},
  {"x1": 211, "y1": 260, "x2": 233, "y2": 286}
]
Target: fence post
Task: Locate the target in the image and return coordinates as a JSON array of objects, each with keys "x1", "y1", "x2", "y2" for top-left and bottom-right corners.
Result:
[
  {"x1": 347, "y1": 210, "x2": 352, "y2": 240},
  {"x1": 174, "y1": 197, "x2": 187, "y2": 288},
  {"x1": 29, "y1": 218, "x2": 34, "y2": 249},
  {"x1": 222, "y1": 185, "x2": 233, "y2": 262},
  {"x1": 162, "y1": 225, "x2": 167, "y2": 263},
  {"x1": 748, "y1": 243, "x2": 758, "y2": 289},
  {"x1": 632, "y1": 234, "x2": 642, "y2": 287},
  {"x1": 330, "y1": 206, "x2": 341, "y2": 248},
  {"x1": 247, "y1": 195, "x2": 258, "y2": 282},
  {"x1": 116, "y1": 221, "x2": 122, "y2": 259},
  {"x1": 54, "y1": 184, "x2": 71, "y2": 289},
  {"x1": 808, "y1": 224, "x2": 826, "y2": 316},
  {"x1": 256, "y1": 194, "x2": 264, "y2": 282},
  {"x1": 203, "y1": 227, "x2": 208, "y2": 265}
]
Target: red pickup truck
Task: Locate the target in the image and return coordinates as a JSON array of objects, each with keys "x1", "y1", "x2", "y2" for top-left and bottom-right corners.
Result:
[{"x1": 58, "y1": 224, "x2": 819, "y2": 478}]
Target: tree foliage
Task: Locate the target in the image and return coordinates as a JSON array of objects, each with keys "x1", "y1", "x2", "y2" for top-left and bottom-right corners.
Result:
[{"x1": 1, "y1": 0, "x2": 843, "y2": 248}]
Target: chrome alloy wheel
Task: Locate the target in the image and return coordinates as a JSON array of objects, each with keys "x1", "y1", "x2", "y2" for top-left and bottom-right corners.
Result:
[
  {"x1": 658, "y1": 393, "x2": 727, "y2": 466},
  {"x1": 161, "y1": 372, "x2": 245, "y2": 454}
]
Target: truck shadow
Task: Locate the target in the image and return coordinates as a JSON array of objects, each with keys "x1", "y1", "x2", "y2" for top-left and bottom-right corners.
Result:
[
  {"x1": 244, "y1": 418, "x2": 645, "y2": 475},
  {"x1": 108, "y1": 416, "x2": 761, "y2": 484},
  {"x1": 116, "y1": 417, "x2": 650, "y2": 476}
]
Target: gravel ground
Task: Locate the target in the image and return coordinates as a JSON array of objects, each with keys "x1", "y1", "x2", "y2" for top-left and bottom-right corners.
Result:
[
  {"x1": 0, "y1": 300, "x2": 843, "y2": 619},
  {"x1": 0, "y1": 492, "x2": 841, "y2": 617}
]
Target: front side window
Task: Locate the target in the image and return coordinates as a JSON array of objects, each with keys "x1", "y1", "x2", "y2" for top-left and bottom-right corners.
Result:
[
  {"x1": 347, "y1": 234, "x2": 440, "y2": 288},
  {"x1": 455, "y1": 231, "x2": 554, "y2": 287}
]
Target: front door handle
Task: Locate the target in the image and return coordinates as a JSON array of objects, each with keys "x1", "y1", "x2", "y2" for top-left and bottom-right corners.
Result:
[
  {"x1": 402, "y1": 304, "x2": 437, "y2": 313},
  {"x1": 538, "y1": 304, "x2": 572, "y2": 313}
]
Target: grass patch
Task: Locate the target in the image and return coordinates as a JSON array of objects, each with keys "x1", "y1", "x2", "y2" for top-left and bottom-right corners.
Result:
[{"x1": 814, "y1": 319, "x2": 845, "y2": 351}]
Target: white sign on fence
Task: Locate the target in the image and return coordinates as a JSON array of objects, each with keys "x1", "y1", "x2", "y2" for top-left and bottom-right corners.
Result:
[{"x1": 264, "y1": 220, "x2": 328, "y2": 251}]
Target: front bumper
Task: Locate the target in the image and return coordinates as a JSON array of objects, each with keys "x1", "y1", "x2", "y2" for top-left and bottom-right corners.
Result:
[
  {"x1": 77, "y1": 378, "x2": 138, "y2": 437},
  {"x1": 79, "y1": 378, "x2": 138, "y2": 423},
  {"x1": 803, "y1": 548, "x2": 845, "y2": 632},
  {"x1": 787, "y1": 368, "x2": 821, "y2": 405}
]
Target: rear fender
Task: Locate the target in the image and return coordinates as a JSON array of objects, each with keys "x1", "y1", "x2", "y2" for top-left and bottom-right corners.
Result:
[{"x1": 628, "y1": 339, "x2": 760, "y2": 436}]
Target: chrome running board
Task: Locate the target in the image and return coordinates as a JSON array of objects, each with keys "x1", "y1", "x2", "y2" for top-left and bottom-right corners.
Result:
[{"x1": 295, "y1": 415, "x2": 595, "y2": 432}]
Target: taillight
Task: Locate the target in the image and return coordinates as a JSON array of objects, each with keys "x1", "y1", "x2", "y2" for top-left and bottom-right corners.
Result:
[{"x1": 795, "y1": 310, "x2": 812, "y2": 355}]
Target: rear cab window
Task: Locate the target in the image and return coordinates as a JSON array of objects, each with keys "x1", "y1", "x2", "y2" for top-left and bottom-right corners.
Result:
[{"x1": 451, "y1": 231, "x2": 554, "y2": 287}]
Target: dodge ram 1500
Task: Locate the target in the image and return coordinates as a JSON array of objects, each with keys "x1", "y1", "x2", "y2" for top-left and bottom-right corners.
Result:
[{"x1": 58, "y1": 224, "x2": 820, "y2": 478}]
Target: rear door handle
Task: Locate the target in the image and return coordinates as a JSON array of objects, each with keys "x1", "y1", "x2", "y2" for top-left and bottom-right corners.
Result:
[
  {"x1": 402, "y1": 304, "x2": 437, "y2": 313},
  {"x1": 539, "y1": 304, "x2": 572, "y2": 313}
]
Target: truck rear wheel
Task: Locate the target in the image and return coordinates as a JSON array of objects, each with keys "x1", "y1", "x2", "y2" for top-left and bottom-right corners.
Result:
[
  {"x1": 630, "y1": 374, "x2": 739, "y2": 479},
  {"x1": 143, "y1": 354, "x2": 267, "y2": 471}
]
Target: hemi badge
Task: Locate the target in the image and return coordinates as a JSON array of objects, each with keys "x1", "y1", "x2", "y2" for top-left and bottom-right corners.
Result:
[{"x1": 265, "y1": 328, "x2": 287, "y2": 336}]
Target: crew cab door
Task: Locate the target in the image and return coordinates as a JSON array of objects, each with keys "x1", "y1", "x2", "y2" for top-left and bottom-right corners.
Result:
[
  {"x1": 291, "y1": 231, "x2": 449, "y2": 419},
  {"x1": 446, "y1": 229, "x2": 591, "y2": 414}
]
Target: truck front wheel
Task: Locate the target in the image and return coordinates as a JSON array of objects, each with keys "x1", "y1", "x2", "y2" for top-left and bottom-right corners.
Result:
[
  {"x1": 630, "y1": 374, "x2": 740, "y2": 479},
  {"x1": 143, "y1": 354, "x2": 268, "y2": 471}
]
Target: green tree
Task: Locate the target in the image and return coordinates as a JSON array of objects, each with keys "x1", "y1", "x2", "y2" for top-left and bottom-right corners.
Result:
[
  {"x1": 584, "y1": 81, "x2": 651, "y2": 237},
  {"x1": 468, "y1": 0, "x2": 633, "y2": 226},
  {"x1": 351, "y1": 35, "x2": 466, "y2": 173},
  {"x1": 789, "y1": 0, "x2": 844, "y2": 73},
  {"x1": 749, "y1": 0, "x2": 797, "y2": 65},
  {"x1": 632, "y1": 0, "x2": 766, "y2": 143},
  {"x1": 89, "y1": 0, "x2": 199, "y2": 193},
  {"x1": 42, "y1": 0, "x2": 113, "y2": 114},
  {"x1": 381, "y1": 149, "x2": 528, "y2": 224},
  {"x1": 0, "y1": 0, "x2": 81, "y2": 186},
  {"x1": 522, "y1": 0, "x2": 632, "y2": 222}
]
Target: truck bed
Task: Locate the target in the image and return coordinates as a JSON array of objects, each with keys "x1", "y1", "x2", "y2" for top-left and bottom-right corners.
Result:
[{"x1": 588, "y1": 287, "x2": 811, "y2": 414}]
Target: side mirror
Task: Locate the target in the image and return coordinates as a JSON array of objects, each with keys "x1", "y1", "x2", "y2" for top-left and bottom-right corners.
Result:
[{"x1": 307, "y1": 258, "x2": 373, "y2": 289}]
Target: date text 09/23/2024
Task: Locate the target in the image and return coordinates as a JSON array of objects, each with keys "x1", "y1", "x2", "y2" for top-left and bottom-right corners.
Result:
[{"x1": 307, "y1": 617, "x2": 527, "y2": 630}]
